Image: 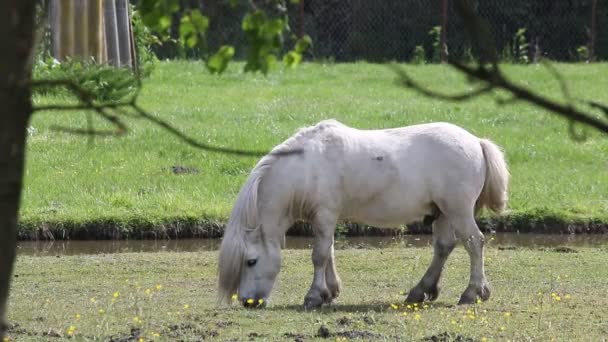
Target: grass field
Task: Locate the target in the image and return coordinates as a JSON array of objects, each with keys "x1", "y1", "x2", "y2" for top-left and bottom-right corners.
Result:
[
  {"x1": 6, "y1": 244, "x2": 608, "y2": 341},
  {"x1": 23, "y1": 61, "x2": 608, "y2": 236}
]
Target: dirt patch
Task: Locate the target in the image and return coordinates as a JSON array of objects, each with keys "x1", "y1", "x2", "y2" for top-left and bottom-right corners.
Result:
[
  {"x1": 551, "y1": 246, "x2": 578, "y2": 253},
  {"x1": 216, "y1": 320, "x2": 235, "y2": 328},
  {"x1": 336, "y1": 316, "x2": 353, "y2": 326},
  {"x1": 336, "y1": 330, "x2": 380, "y2": 339},
  {"x1": 283, "y1": 332, "x2": 307, "y2": 341},
  {"x1": 109, "y1": 327, "x2": 141, "y2": 342},
  {"x1": 163, "y1": 323, "x2": 218, "y2": 339},
  {"x1": 423, "y1": 331, "x2": 475, "y2": 342}
]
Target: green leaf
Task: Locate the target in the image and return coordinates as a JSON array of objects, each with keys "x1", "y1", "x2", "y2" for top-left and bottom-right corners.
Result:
[
  {"x1": 283, "y1": 51, "x2": 302, "y2": 68},
  {"x1": 242, "y1": 11, "x2": 266, "y2": 31},
  {"x1": 190, "y1": 10, "x2": 209, "y2": 33},
  {"x1": 206, "y1": 45, "x2": 235, "y2": 74},
  {"x1": 294, "y1": 35, "x2": 312, "y2": 53}
]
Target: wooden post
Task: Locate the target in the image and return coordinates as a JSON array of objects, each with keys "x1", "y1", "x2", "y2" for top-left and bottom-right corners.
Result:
[
  {"x1": 104, "y1": 0, "x2": 120, "y2": 66},
  {"x1": 58, "y1": 0, "x2": 75, "y2": 61},
  {"x1": 589, "y1": 0, "x2": 597, "y2": 62},
  {"x1": 73, "y1": 0, "x2": 88, "y2": 58},
  {"x1": 298, "y1": 0, "x2": 305, "y2": 38},
  {"x1": 116, "y1": 0, "x2": 132, "y2": 67},
  {"x1": 440, "y1": 0, "x2": 448, "y2": 63},
  {"x1": 88, "y1": 0, "x2": 105, "y2": 63}
]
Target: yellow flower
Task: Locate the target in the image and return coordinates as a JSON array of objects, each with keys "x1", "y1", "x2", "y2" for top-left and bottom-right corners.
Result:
[
  {"x1": 257, "y1": 299, "x2": 264, "y2": 305},
  {"x1": 98, "y1": 309, "x2": 105, "y2": 315},
  {"x1": 554, "y1": 296, "x2": 561, "y2": 302},
  {"x1": 423, "y1": 304, "x2": 429, "y2": 309},
  {"x1": 402, "y1": 312, "x2": 408, "y2": 316},
  {"x1": 138, "y1": 338, "x2": 144, "y2": 342},
  {"x1": 390, "y1": 303, "x2": 399, "y2": 310},
  {"x1": 3, "y1": 337, "x2": 10, "y2": 342},
  {"x1": 476, "y1": 298, "x2": 482, "y2": 304},
  {"x1": 184, "y1": 304, "x2": 190, "y2": 309},
  {"x1": 467, "y1": 314, "x2": 475, "y2": 319},
  {"x1": 414, "y1": 313, "x2": 421, "y2": 320},
  {"x1": 564, "y1": 294, "x2": 571, "y2": 299},
  {"x1": 231, "y1": 294, "x2": 238, "y2": 301},
  {"x1": 145, "y1": 289, "x2": 152, "y2": 295},
  {"x1": 90, "y1": 297, "x2": 97, "y2": 303},
  {"x1": 246, "y1": 298, "x2": 254, "y2": 304},
  {"x1": 151, "y1": 332, "x2": 160, "y2": 337},
  {"x1": 113, "y1": 291, "x2": 120, "y2": 299},
  {"x1": 504, "y1": 312, "x2": 512, "y2": 317},
  {"x1": 75, "y1": 313, "x2": 81, "y2": 320},
  {"x1": 399, "y1": 290, "x2": 405, "y2": 295},
  {"x1": 406, "y1": 304, "x2": 412, "y2": 309},
  {"x1": 66, "y1": 326, "x2": 76, "y2": 336},
  {"x1": 551, "y1": 292, "x2": 557, "y2": 297},
  {"x1": 499, "y1": 326, "x2": 506, "y2": 331},
  {"x1": 155, "y1": 284, "x2": 162, "y2": 290},
  {"x1": 451, "y1": 320, "x2": 457, "y2": 325},
  {"x1": 481, "y1": 338, "x2": 488, "y2": 342}
]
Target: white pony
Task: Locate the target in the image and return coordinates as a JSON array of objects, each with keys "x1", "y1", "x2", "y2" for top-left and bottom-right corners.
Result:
[{"x1": 218, "y1": 119, "x2": 508, "y2": 309}]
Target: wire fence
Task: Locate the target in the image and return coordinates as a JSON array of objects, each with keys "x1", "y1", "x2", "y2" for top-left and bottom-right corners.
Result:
[{"x1": 193, "y1": 0, "x2": 607, "y2": 63}]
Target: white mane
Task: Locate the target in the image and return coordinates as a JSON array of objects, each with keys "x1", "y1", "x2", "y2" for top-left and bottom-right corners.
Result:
[{"x1": 217, "y1": 122, "x2": 330, "y2": 302}]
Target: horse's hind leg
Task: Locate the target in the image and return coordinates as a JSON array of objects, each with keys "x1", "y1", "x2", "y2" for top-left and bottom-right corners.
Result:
[
  {"x1": 406, "y1": 214, "x2": 455, "y2": 303},
  {"x1": 451, "y1": 213, "x2": 490, "y2": 304},
  {"x1": 304, "y1": 210, "x2": 338, "y2": 309},
  {"x1": 325, "y1": 239, "x2": 342, "y2": 303}
]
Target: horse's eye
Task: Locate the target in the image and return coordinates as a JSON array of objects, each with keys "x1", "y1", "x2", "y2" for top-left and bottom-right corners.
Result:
[{"x1": 246, "y1": 259, "x2": 257, "y2": 267}]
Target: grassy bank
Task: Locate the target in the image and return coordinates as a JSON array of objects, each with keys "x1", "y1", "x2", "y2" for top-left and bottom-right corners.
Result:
[
  {"x1": 6, "y1": 245, "x2": 608, "y2": 340},
  {"x1": 23, "y1": 61, "x2": 608, "y2": 238}
]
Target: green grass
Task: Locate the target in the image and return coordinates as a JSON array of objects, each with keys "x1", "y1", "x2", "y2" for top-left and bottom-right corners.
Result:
[
  {"x1": 22, "y1": 61, "x2": 608, "y2": 235},
  {"x1": 6, "y1": 245, "x2": 608, "y2": 340}
]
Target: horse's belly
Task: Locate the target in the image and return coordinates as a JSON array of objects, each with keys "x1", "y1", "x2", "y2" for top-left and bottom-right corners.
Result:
[{"x1": 343, "y1": 200, "x2": 429, "y2": 228}]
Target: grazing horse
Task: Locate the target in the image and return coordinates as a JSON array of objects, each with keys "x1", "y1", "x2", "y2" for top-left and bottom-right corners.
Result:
[{"x1": 218, "y1": 119, "x2": 509, "y2": 309}]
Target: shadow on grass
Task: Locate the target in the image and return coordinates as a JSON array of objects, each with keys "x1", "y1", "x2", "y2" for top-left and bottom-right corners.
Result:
[{"x1": 268, "y1": 301, "x2": 456, "y2": 313}]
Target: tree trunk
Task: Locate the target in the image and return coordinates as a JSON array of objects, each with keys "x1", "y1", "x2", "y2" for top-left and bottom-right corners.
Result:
[{"x1": 0, "y1": 1, "x2": 36, "y2": 338}]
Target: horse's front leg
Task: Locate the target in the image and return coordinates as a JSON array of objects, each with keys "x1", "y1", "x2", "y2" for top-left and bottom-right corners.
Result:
[
  {"x1": 304, "y1": 212, "x2": 337, "y2": 309},
  {"x1": 325, "y1": 240, "x2": 342, "y2": 303}
]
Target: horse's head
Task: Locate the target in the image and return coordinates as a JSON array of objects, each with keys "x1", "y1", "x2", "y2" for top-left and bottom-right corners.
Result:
[{"x1": 218, "y1": 225, "x2": 282, "y2": 308}]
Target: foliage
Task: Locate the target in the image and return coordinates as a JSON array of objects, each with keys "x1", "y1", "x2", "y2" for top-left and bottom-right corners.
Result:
[
  {"x1": 501, "y1": 28, "x2": 530, "y2": 64},
  {"x1": 576, "y1": 45, "x2": 589, "y2": 61},
  {"x1": 428, "y1": 26, "x2": 442, "y2": 63},
  {"x1": 206, "y1": 46, "x2": 236, "y2": 74},
  {"x1": 33, "y1": 57, "x2": 138, "y2": 102},
  {"x1": 130, "y1": 4, "x2": 159, "y2": 77},
  {"x1": 411, "y1": 45, "x2": 426, "y2": 64}
]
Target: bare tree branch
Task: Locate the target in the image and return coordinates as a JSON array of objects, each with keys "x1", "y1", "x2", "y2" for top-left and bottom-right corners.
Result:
[
  {"x1": 390, "y1": 65, "x2": 493, "y2": 101},
  {"x1": 449, "y1": 60, "x2": 608, "y2": 134}
]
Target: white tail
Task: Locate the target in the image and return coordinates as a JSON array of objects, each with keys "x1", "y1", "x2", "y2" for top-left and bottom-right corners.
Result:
[{"x1": 476, "y1": 139, "x2": 509, "y2": 214}]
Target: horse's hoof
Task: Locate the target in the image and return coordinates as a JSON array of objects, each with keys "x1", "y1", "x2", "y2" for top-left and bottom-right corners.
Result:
[
  {"x1": 426, "y1": 284, "x2": 440, "y2": 301},
  {"x1": 405, "y1": 283, "x2": 439, "y2": 303},
  {"x1": 405, "y1": 288, "x2": 426, "y2": 303},
  {"x1": 458, "y1": 283, "x2": 491, "y2": 305}
]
